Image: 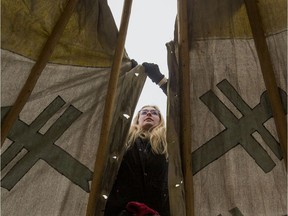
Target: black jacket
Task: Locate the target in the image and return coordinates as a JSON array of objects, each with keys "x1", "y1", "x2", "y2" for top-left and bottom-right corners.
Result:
[{"x1": 104, "y1": 138, "x2": 170, "y2": 216}]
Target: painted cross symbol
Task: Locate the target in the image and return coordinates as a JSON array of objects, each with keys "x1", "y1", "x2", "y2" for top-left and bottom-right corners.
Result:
[
  {"x1": 192, "y1": 79, "x2": 287, "y2": 174},
  {"x1": 1, "y1": 96, "x2": 93, "y2": 192},
  {"x1": 218, "y1": 207, "x2": 244, "y2": 216}
]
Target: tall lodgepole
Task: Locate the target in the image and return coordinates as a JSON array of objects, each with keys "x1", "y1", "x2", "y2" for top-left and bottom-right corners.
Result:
[
  {"x1": 1, "y1": 0, "x2": 79, "y2": 145},
  {"x1": 244, "y1": 0, "x2": 287, "y2": 168},
  {"x1": 85, "y1": 0, "x2": 133, "y2": 215},
  {"x1": 177, "y1": 0, "x2": 195, "y2": 215}
]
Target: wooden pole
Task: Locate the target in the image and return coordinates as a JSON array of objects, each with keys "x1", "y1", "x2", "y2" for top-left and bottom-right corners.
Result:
[
  {"x1": 1, "y1": 0, "x2": 79, "y2": 145},
  {"x1": 244, "y1": 0, "x2": 287, "y2": 167},
  {"x1": 85, "y1": 0, "x2": 133, "y2": 215},
  {"x1": 177, "y1": 0, "x2": 195, "y2": 215}
]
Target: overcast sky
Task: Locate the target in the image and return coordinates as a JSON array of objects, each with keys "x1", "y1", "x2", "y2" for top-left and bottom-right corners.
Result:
[{"x1": 108, "y1": 0, "x2": 177, "y2": 120}]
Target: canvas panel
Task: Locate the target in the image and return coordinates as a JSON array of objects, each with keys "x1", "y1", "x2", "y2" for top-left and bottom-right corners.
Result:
[
  {"x1": 1, "y1": 50, "x2": 146, "y2": 216},
  {"x1": 189, "y1": 37, "x2": 287, "y2": 216},
  {"x1": 94, "y1": 64, "x2": 148, "y2": 214},
  {"x1": 168, "y1": 0, "x2": 287, "y2": 215},
  {"x1": 1, "y1": 0, "x2": 127, "y2": 67},
  {"x1": 187, "y1": 0, "x2": 286, "y2": 40},
  {"x1": 166, "y1": 41, "x2": 186, "y2": 216}
]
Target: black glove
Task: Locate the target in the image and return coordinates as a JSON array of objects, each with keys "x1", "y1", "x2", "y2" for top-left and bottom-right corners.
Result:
[
  {"x1": 142, "y1": 62, "x2": 165, "y2": 84},
  {"x1": 131, "y1": 59, "x2": 138, "y2": 68}
]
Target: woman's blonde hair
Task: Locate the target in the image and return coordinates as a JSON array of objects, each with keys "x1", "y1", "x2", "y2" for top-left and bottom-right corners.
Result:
[{"x1": 126, "y1": 105, "x2": 168, "y2": 158}]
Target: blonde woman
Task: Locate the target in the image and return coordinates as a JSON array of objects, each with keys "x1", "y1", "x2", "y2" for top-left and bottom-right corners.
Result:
[{"x1": 104, "y1": 105, "x2": 170, "y2": 216}]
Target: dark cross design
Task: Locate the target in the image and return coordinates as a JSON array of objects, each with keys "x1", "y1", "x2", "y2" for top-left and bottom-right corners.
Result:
[
  {"x1": 1, "y1": 96, "x2": 93, "y2": 192},
  {"x1": 218, "y1": 207, "x2": 244, "y2": 216},
  {"x1": 192, "y1": 79, "x2": 287, "y2": 174}
]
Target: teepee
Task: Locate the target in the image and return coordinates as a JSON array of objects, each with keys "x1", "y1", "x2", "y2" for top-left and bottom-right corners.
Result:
[{"x1": 1, "y1": 0, "x2": 287, "y2": 215}]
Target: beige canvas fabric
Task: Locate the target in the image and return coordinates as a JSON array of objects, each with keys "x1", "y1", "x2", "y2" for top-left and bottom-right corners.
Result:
[
  {"x1": 1, "y1": 1, "x2": 146, "y2": 215},
  {"x1": 1, "y1": 50, "x2": 146, "y2": 216},
  {"x1": 168, "y1": 0, "x2": 287, "y2": 215},
  {"x1": 190, "y1": 38, "x2": 286, "y2": 216},
  {"x1": 1, "y1": 0, "x2": 127, "y2": 67}
]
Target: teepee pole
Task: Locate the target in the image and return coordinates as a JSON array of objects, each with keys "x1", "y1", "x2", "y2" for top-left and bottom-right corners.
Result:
[
  {"x1": 177, "y1": 0, "x2": 195, "y2": 215},
  {"x1": 86, "y1": 0, "x2": 132, "y2": 215},
  {"x1": 244, "y1": 0, "x2": 287, "y2": 168},
  {"x1": 1, "y1": 0, "x2": 79, "y2": 145}
]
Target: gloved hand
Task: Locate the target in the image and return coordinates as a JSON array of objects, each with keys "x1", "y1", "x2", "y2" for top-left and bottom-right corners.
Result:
[
  {"x1": 131, "y1": 59, "x2": 138, "y2": 68},
  {"x1": 142, "y1": 62, "x2": 164, "y2": 84}
]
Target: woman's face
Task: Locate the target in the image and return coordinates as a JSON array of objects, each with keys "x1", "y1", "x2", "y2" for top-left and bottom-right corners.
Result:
[{"x1": 138, "y1": 106, "x2": 161, "y2": 131}]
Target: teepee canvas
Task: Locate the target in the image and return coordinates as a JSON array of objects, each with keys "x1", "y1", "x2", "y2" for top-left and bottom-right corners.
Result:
[
  {"x1": 1, "y1": 0, "x2": 146, "y2": 215},
  {"x1": 167, "y1": 0, "x2": 287, "y2": 215}
]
